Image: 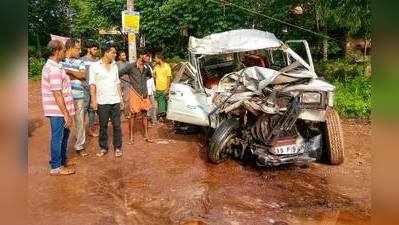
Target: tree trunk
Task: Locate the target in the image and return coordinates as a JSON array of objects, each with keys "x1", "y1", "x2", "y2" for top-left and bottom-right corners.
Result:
[
  {"x1": 364, "y1": 37, "x2": 370, "y2": 77},
  {"x1": 322, "y1": 38, "x2": 328, "y2": 61}
]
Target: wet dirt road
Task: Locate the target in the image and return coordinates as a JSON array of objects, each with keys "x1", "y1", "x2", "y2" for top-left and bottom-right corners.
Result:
[{"x1": 28, "y1": 81, "x2": 371, "y2": 225}]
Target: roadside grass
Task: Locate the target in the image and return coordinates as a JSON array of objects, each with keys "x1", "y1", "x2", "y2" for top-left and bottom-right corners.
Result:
[{"x1": 333, "y1": 77, "x2": 371, "y2": 118}]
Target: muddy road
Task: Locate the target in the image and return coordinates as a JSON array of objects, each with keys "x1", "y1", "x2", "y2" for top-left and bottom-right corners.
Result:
[{"x1": 28, "y1": 81, "x2": 371, "y2": 225}]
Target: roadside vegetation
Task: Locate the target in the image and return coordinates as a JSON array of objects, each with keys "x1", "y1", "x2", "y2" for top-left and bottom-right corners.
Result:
[{"x1": 317, "y1": 55, "x2": 371, "y2": 118}]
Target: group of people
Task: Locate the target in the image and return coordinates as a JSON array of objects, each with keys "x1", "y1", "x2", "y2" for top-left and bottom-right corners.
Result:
[{"x1": 41, "y1": 38, "x2": 172, "y2": 176}]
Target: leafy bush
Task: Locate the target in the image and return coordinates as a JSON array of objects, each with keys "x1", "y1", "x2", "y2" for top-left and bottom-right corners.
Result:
[
  {"x1": 28, "y1": 46, "x2": 42, "y2": 58},
  {"x1": 316, "y1": 57, "x2": 370, "y2": 82},
  {"x1": 316, "y1": 57, "x2": 371, "y2": 118},
  {"x1": 333, "y1": 77, "x2": 371, "y2": 118},
  {"x1": 28, "y1": 57, "x2": 45, "y2": 80}
]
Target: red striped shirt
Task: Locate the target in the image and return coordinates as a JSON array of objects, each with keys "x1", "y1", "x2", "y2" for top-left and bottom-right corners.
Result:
[{"x1": 41, "y1": 59, "x2": 75, "y2": 117}]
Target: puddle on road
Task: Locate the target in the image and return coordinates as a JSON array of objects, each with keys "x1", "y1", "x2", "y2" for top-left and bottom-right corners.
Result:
[{"x1": 84, "y1": 149, "x2": 369, "y2": 225}]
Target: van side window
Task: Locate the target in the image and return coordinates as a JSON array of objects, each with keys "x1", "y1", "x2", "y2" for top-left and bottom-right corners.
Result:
[{"x1": 174, "y1": 63, "x2": 197, "y2": 88}]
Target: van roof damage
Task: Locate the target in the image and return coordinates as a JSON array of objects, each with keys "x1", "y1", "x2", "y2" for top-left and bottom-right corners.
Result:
[{"x1": 188, "y1": 29, "x2": 281, "y2": 55}]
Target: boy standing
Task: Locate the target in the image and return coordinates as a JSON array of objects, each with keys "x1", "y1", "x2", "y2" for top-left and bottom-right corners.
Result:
[
  {"x1": 153, "y1": 52, "x2": 172, "y2": 120},
  {"x1": 142, "y1": 52, "x2": 157, "y2": 125}
]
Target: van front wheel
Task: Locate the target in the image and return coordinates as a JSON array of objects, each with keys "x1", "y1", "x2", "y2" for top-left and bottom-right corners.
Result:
[
  {"x1": 208, "y1": 119, "x2": 239, "y2": 164},
  {"x1": 324, "y1": 107, "x2": 345, "y2": 165}
]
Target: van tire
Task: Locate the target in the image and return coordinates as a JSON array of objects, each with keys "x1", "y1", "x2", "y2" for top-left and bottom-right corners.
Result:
[
  {"x1": 208, "y1": 119, "x2": 239, "y2": 164},
  {"x1": 324, "y1": 107, "x2": 345, "y2": 165}
]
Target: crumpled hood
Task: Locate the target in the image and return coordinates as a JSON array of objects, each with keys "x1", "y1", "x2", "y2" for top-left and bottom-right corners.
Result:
[
  {"x1": 217, "y1": 67, "x2": 280, "y2": 92},
  {"x1": 217, "y1": 66, "x2": 320, "y2": 93}
]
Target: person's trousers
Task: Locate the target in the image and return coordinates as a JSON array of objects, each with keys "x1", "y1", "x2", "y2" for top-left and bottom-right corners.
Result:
[
  {"x1": 48, "y1": 117, "x2": 70, "y2": 169},
  {"x1": 73, "y1": 99, "x2": 86, "y2": 151},
  {"x1": 155, "y1": 90, "x2": 167, "y2": 114},
  {"x1": 97, "y1": 103, "x2": 122, "y2": 151},
  {"x1": 86, "y1": 94, "x2": 97, "y2": 128},
  {"x1": 147, "y1": 95, "x2": 158, "y2": 123},
  {"x1": 88, "y1": 108, "x2": 96, "y2": 127}
]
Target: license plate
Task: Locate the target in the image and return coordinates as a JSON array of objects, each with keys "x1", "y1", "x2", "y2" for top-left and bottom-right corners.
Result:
[{"x1": 270, "y1": 135, "x2": 322, "y2": 155}]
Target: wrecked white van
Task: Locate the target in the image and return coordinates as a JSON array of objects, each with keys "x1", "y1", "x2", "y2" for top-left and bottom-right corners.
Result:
[{"x1": 166, "y1": 29, "x2": 344, "y2": 166}]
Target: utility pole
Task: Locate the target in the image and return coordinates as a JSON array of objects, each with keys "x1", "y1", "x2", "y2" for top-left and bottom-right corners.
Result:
[{"x1": 126, "y1": 0, "x2": 137, "y2": 62}]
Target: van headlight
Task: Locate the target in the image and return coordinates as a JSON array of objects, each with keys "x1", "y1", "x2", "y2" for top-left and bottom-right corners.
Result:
[{"x1": 301, "y1": 92, "x2": 322, "y2": 104}]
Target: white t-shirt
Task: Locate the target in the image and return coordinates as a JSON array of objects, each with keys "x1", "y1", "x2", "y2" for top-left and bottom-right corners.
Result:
[
  {"x1": 146, "y1": 77, "x2": 156, "y2": 96},
  {"x1": 89, "y1": 60, "x2": 121, "y2": 105}
]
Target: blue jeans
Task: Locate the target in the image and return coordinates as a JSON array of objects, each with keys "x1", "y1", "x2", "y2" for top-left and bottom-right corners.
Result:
[{"x1": 48, "y1": 117, "x2": 70, "y2": 169}]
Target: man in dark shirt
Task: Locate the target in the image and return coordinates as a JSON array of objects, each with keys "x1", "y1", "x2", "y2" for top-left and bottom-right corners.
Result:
[
  {"x1": 142, "y1": 51, "x2": 158, "y2": 125},
  {"x1": 119, "y1": 58, "x2": 153, "y2": 143}
]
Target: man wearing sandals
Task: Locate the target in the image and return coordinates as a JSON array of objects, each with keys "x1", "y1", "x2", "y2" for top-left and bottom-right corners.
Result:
[
  {"x1": 119, "y1": 55, "x2": 154, "y2": 144},
  {"x1": 42, "y1": 39, "x2": 76, "y2": 175},
  {"x1": 89, "y1": 43, "x2": 123, "y2": 157},
  {"x1": 62, "y1": 38, "x2": 89, "y2": 157}
]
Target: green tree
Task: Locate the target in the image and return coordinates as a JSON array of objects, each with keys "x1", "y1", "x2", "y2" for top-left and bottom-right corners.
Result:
[
  {"x1": 28, "y1": 0, "x2": 73, "y2": 55},
  {"x1": 136, "y1": 0, "x2": 248, "y2": 57},
  {"x1": 68, "y1": 0, "x2": 371, "y2": 58}
]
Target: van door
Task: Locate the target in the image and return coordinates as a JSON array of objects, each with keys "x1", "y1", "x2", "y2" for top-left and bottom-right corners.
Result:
[
  {"x1": 285, "y1": 40, "x2": 315, "y2": 72},
  {"x1": 166, "y1": 63, "x2": 213, "y2": 126}
]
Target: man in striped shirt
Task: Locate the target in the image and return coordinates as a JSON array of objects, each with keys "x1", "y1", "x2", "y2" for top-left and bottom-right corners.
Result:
[
  {"x1": 62, "y1": 38, "x2": 89, "y2": 157},
  {"x1": 41, "y1": 39, "x2": 76, "y2": 176},
  {"x1": 81, "y1": 41, "x2": 100, "y2": 137}
]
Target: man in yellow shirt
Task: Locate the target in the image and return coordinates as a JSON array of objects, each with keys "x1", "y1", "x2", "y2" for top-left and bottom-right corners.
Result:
[{"x1": 154, "y1": 53, "x2": 172, "y2": 118}]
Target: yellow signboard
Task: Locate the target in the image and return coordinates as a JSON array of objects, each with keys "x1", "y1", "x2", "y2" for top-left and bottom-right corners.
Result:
[{"x1": 122, "y1": 11, "x2": 140, "y2": 33}]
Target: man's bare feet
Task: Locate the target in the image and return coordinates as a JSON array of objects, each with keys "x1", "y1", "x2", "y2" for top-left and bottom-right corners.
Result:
[{"x1": 89, "y1": 127, "x2": 99, "y2": 137}]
